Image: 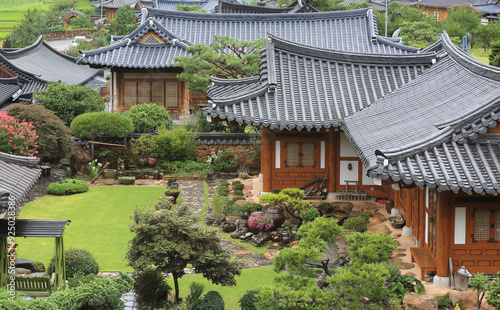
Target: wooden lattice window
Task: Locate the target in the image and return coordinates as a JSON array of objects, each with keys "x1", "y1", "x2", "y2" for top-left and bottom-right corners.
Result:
[
  {"x1": 474, "y1": 210, "x2": 491, "y2": 242},
  {"x1": 286, "y1": 143, "x2": 299, "y2": 167},
  {"x1": 284, "y1": 142, "x2": 315, "y2": 167},
  {"x1": 122, "y1": 80, "x2": 179, "y2": 109}
]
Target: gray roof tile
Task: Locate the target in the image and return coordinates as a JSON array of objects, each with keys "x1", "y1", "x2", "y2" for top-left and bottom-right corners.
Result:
[
  {"x1": 0, "y1": 77, "x2": 22, "y2": 107},
  {"x1": 0, "y1": 152, "x2": 41, "y2": 208},
  {"x1": 343, "y1": 31, "x2": 500, "y2": 194},
  {"x1": 204, "y1": 35, "x2": 435, "y2": 130}
]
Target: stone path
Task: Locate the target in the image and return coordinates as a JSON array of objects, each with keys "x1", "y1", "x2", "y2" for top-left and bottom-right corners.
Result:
[{"x1": 121, "y1": 290, "x2": 138, "y2": 310}]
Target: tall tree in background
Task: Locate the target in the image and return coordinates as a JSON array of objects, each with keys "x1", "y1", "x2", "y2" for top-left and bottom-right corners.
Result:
[
  {"x1": 442, "y1": 4, "x2": 481, "y2": 39},
  {"x1": 127, "y1": 205, "x2": 244, "y2": 304},
  {"x1": 108, "y1": 5, "x2": 137, "y2": 36},
  {"x1": 175, "y1": 36, "x2": 265, "y2": 93},
  {"x1": 2, "y1": 9, "x2": 46, "y2": 48}
]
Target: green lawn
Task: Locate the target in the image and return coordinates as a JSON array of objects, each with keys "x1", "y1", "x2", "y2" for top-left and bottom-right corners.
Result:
[
  {"x1": 16, "y1": 186, "x2": 165, "y2": 272},
  {"x1": 167, "y1": 266, "x2": 277, "y2": 310},
  {"x1": 470, "y1": 47, "x2": 491, "y2": 65}
]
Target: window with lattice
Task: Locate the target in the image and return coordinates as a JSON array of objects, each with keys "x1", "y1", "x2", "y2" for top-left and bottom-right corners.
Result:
[
  {"x1": 122, "y1": 80, "x2": 179, "y2": 109},
  {"x1": 284, "y1": 142, "x2": 315, "y2": 167},
  {"x1": 474, "y1": 210, "x2": 491, "y2": 242},
  {"x1": 142, "y1": 35, "x2": 162, "y2": 44}
]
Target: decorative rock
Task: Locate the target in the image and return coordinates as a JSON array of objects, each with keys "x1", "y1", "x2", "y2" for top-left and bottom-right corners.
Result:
[
  {"x1": 15, "y1": 268, "x2": 32, "y2": 275},
  {"x1": 70, "y1": 148, "x2": 92, "y2": 175},
  {"x1": 15, "y1": 258, "x2": 38, "y2": 272},
  {"x1": 25, "y1": 272, "x2": 49, "y2": 277},
  {"x1": 221, "y1": 221, "x2": 236, "y2": 233},
  {"x1": 454, "y1": 270, "x2": 471, "y2": 291},
  {"x1": 332, "y1": 202, "x2": 353, "y2": 214},
  {"x1": 450, "y1": 290, "x2": 479, "y2": 310},
  {"x1": 403, "y1": 293, "x2": 438, "y2": 310},
  {"x1": 230, "y1": 227, "x2": 248, "y2": 239},
  {"x1": 388, "y1": 215, "x2": 406, "y2": 228},
  {"x1": 252, "y1": 231, "x2": 271, "y2": 246}
]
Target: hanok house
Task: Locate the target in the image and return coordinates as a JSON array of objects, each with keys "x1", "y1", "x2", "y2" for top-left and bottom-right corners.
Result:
[
  {"x1": 0, "y1": 35, "x2": 103, "y2": 109},
  {"x1": 59, "y1": 8, "x2": 83, "y2": 28},
  {"x1": 215, "y1": 0, "x2": 318, "y2": 14},
  {"x1": 91, "y1": 0, "x2": 151, "y2": 20},
  {"x1": 204, "y1": 34, "x2": 432, "y2": 196},
  {"x1": 342, "y1": 31, "x2": 500, "y2": 285},
  {"x1": 77, "y1": 8, "x2": 418, "y2": 115},
  {"x1": 398, "y1": 0, "x2": 490, "y2": 21}
]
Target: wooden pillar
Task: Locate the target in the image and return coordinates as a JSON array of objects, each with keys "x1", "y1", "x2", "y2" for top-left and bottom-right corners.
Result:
[
  {"x1": 405, "y1": 189, "x2": 414, "y2": 228},
  {"x1": 0, "y1": 237, "x2": 7, "y2": 288},
  {"x1": 261, "y1": 127, "x2": 274, "y2": 192},
  {"x1": 419, "y1": 189, "x2": 426, "y2": 247},
  {"x1": 436, "y1": 191, "x2": 452, "y2": 277},
  {"x1": 327, "y1": 130, "x2": 337, "y2": 192}
]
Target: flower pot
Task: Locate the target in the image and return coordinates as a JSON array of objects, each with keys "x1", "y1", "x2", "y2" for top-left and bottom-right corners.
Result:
[
  {"x1": 118, "y1": 177, "x2": 135, "y2": 185},
  {"x1": 247, "y1": 211, "x2": 265, "y2": 234},
  {"x1": 138, "y1": 158, "x2": 147, "y2": 167},
  {"x1": 103, "y1": 169, "x2": 117, "y2": 179},
  {"x1": 281, "y1": 231, "x2": 290, "y2": 244},
  {"x1": 164, "y1": 190, "x2": 180, "y2": 204},
  {"x1": 147, "y1": 157, "x2": 157, "y2": 167},
  {"x1": 263, "y1": 205, "x2": 285, "y2": 230}
]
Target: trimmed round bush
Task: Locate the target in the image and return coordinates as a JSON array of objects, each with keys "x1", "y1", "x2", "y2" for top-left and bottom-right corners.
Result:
[
  {"x1": 301, "y1": 207, "x2": 321, "y2": 224},
  {"x1": 134, "y1": 266, "x2": 170, "y2": 308},
  {"x1": 232, "y1": 180, "x2": 244, "y2": 191},
  {"x1": 343, "y1": 216, "x2": 368, "y2": 232},
  {"x1": 217, "y1": 186, "x2": 229, "y2": 196},
  {"x1": 201, "y1": 291, "x2": 225, "y2": 310},
  {"x1": 238, "y1": 289, "x2": 259, "y2": 310},
  {"x1": 27, "y1": 298, "x2": 60, "y2": 310},
  {"x1": 70, "y1": 111, "x2": 134, "y2": 139},
  {"x1": 231, "y1": 195, "x2": 246, "y2": 203},
  {"x1": 361, "y1": 211, "x2": 374, "y2": 219},
  {"x1": 219, "y1": 180, "x2": 230, "y2": 187},
  {"x1": 126, "y1": 103, "x2": 173, "y2": 133},
  {"x1": 318, "y1": 202, "x2": 334, "y2": 213},
  {"x1": 49, "y1": 248, "x2": 99, "y2": 279},
  {"x1": 46, "y1": 179, "x2": 89, "y2": 195},
  {"x1": 233, "y1": 189, "x2": 244, "y2": 196},
  {"x1": 241, "y1": 203, "x2": 262, "y2": 214}
]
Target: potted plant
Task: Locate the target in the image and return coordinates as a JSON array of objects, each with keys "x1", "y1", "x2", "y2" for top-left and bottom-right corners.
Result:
[
  {"x1": 247, "y1": 213, "x2": 274, "y2": 234},
  {"x1": 164, "y1": 188, "x2": 180, "y2": 204},
  {"x1": 131, "y1": 135, "x2": 158, "y2": 167},
  {"x1": 147, "y1": 153, "x2": 157, "y2": 167},
  {"x1": 167, "y1": 178, "x2": 178, "y2": 189}
]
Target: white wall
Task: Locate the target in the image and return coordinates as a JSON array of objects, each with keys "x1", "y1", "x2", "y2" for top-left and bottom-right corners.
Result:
[
  {"x1": 340, "y1": 133, "x2": 357, "y2": 157},
  {"x1": 275, "y1": 141, "x2": 281, "y2": 169},
  {"x1": 339, "y1": 160, "x2": 358, "y2": 185},
  {"x1": 362, "y1": 165, "x2": 376, "y2": 185}
]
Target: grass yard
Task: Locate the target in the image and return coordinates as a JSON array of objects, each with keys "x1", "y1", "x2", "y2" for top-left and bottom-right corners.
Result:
[
  {"x1": 16, "y1": 186, "x2": 165, "y2": 272},
  {"x1": 167, "y1": 266, "x2": 277, "y2": 310},
  {"x1": 470, "y1": 47, "x2": 491, "y2": 65}
]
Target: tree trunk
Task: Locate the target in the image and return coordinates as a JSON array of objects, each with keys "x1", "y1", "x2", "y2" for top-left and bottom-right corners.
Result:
[{"x1": 174, "y1": 274, "x2": 180, "y2": 304}]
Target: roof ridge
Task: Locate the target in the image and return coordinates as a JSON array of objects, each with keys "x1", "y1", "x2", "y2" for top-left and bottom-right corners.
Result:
[
  {"x1": 145, "y1": 6, "x2": 370, "y2": 21},
  {"x1": 268, "y1": 33, "x2": 435, "y2": 65},
  {"x1": 0, "y1": 53, "x2": 48, "y2": 83},
  {"x1": 0, "y1": 35, "x2": 44, "y2": 59}
]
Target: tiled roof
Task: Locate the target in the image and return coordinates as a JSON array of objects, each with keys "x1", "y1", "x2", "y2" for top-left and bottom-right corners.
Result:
[
  {"x1": 197, "y1": 132, "x2": 259, "y2": 144},
  {"x1": 140, "y1": 8, "x2": 419, "y2": 53},
  {"x1": 473, "y1": 2, "x2": 500, "y2": 13},
  {"x1": 59, "y1": 8, "x2": 84, "y2": 19},
  {"x1": 215, "y1": 0, "x2": 318, "y2": 13},
  {"x1": 0, "y1": 152, "x2": 41, "y2": 208},
  {"x1": 343, "y1": 31, "x2": 500, "y2": 195},
  {"x1": 91, "y1": 0, "x2": 137, "y2": 9},
  {"x1": 0, "y1": 220, "x2": 70, "y2": 238},
  {"x1": 155, "y1": 0, "x2": 214, "y2": 10},
  {"x1": 341, "y1": 0, "x2": 387, "y2": 11},
  {"x1": 203, "y1": 35, "x2": 435, "y2": 130},
  {"x1": 0, "y1": 77, "x2": 22, "y2": 107},
  {"x1": 0, "y1": 54, "x2": 46, "y2": 99},
  {"x1": 405, "y1": 0, "x2": 490, "y2": 7},
  {"x1": 76, "y1": 18, "x2": 191, "y2": 68},
  {"x1": 0, "y1": 35, "x2": 101, "y2": 86}
]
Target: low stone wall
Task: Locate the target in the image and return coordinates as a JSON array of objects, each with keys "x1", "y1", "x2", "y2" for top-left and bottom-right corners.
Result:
[
  {"x1": 45, "y1": 29, "x2": 97, "y2": 41},
  {"x1": 195, "y1": 144, "x2": 258, "y2": 169},
  {"x1": 117, "y1": 169, "x2": 208, "y2": 181}
]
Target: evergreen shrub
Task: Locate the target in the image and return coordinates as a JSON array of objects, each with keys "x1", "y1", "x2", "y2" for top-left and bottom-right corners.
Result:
[
  {"x1": 70, "y1": 111, "x2": 134, "y2": 139},
  {"x1": 49, "y1": 248, "x2": 99, "y2": 279},
  {"x1": 201, "y1": 291, "x2": 225, "y2": 310},
  {"x1": 126, "y1": 103, "x2": 172, "y2": 133},
  {"x1": 46, "y1": 179, "x2": 89, "y2": 195},
  {"x1": 134, "y1": 266, "x2": 171, "y2": 308}
]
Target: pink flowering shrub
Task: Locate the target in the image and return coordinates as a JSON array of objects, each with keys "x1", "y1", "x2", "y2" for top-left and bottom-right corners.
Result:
[
  {"x1": 0, "y1": 111, "x2": 38, "y2": 157},
  {"x1": 248, "y1": 215, "x2": 274, "y2": 231}
]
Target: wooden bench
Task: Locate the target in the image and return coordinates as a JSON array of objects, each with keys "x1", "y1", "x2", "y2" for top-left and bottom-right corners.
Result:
[
  {"x1": 410, "y1": 247, "x2": 437, "y2": 281},
  {"x1": 15, "y1": 276, "x2": 52, "y2": 297}
]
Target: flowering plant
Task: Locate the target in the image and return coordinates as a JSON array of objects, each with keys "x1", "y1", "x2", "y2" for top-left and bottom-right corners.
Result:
[
  {"x1": 239, "y1": 172, "x2": 250, "y2": 180},
  {"x1": 0, "y1": 111, "x2": 38, "y2": 157},
  {"x1": 87, "y1": 159, "x2": 102, "y2": 178},
  {"x1": 248, "y1": 215, "x2": 274, "y2": 231}
]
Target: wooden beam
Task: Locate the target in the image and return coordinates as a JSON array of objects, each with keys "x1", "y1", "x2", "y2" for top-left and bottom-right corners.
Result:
[
  {"x1": 436, "y1": 190, "x2": 452, "y2": 277},
  {"x1": 327, "y1": 130, "x2": 337, "y2": 192},
  {"x1": 419, "y1": 189, "x2": 426, "y2": 247},
  {"x1": 261, "y1": 127, "x2": 273, "y2": 192}
]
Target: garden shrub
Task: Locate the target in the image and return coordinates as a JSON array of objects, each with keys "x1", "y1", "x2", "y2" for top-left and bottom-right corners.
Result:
[
  {"x1": 0, "y1": 110, "x2": 38, "y2": 157},
  {"x1": 487, "y1": 273, "x2": 500, "y2": 308},
  {"x1": 92, "y1": 29, "x2": 111, "y2": 47},
  {"x1": 346, "y1": 232, "x2": 398, "y2": 266},
  {"x1": 201, "y1": 291, "x2": 225, "y2": 310},
  {"x1": 388, "y1": 274, "x2": 425, "y2": 301},
  {"x1": 46, "y1": 179, "x2": 89, "y2": 195},
  {"x1": 49, "y1": 275, "x2": 127, "y2": 310},
  {"x1": 130, "y1": 134, "x2": 158, "y2": 158},
  {"x1": 34, "y1": 81, "x2": 105, "y2": 125},
  {"x1": 437, "y1": 292, "x2": 453, "y2": 308},
  {"x1": 241, "y1": 203, "x2": 262, "y2": 215},
  {"x1": 155, "y1": 127, "x2": 197, "y2": 162},
  {"x1": 223, "y1": 199, "x2": 242, "y2": 216},
  {"x1": 7, "y1": 104, "x2": 72, "y2": 161},
  {"x1": 233, "y1": 189, "x2": 244, "y2": 196},
  {"x1": 490, "y1": 40, "x2": 500, "y2": 67},
  {"x1": 301, "y1": 207, "x2": 321, "y2": 224},
  {"x1": 214, "y1": 149, "x2": 238, "y2": 172},
  {"x1": 361, "y1": 211, "x2": 374, "y2": 219},
  {"x1": 212, "y1": 194, "x2": 228, "y2": 219},
  {"x1": 70, "y1": 111, "x2": 134, "y2": 139},
  {"x1": 318, "y1": 202, "x2": 334, "y2": 213},
  {"x1": 378, "y1": 261, "x2": 400, "y2": 277},
  {"x1": 219, "y1": 180, "x2": 230, "y2": 187},
  {"x1": 232, "y1": 195, "x2": 246, "y2": 203},
  {"x1": 126, "y1": 103, "x2": 173, "y2": 133},
  {"x1": 49, "y1": 248, "x2": 99, "y2": 279},
  {"x1": 27, "y1": 298, "x2": 60, "y2": 310},
  {"x1": 343, "y1": 216, "x2": 368, "y2": 232},
  {"x1": 134, "y1": 265, "x2": 171, "y2": 309},
  {"x1": 186, "y1": 282, "x2": 205, "y2": 310},
  {"x1": 159, "y1": 160, "x2": 213, "y2": 177},
  {"x1": 0, "y1": 288, "x2": 28, "y2": 310},
  {"x1": 217, "y1": 186, "x2": 229, "y2": 196},
  {"x1": 239, "y1": 289, "x2": 259, "y2": 310},
  {"x1": 232, "y1": 180, "x2": 244, "y2": 191}
]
